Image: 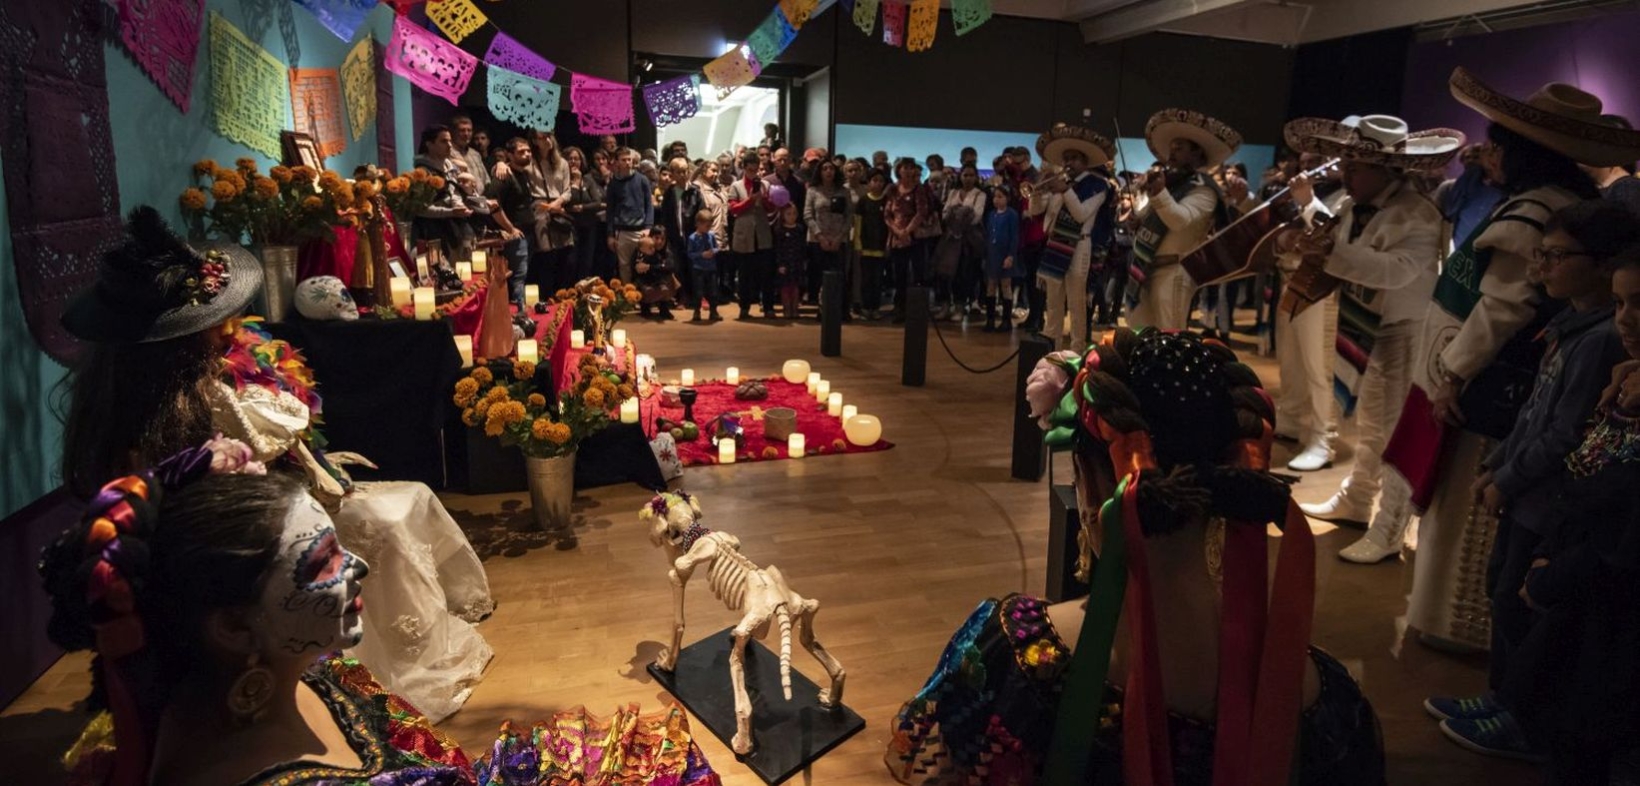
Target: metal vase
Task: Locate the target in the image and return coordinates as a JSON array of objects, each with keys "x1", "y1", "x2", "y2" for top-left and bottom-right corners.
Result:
[
  {"x1": 254, "y1": 244, "x2": 300, "y2": 322},
  {"x1": 525, "y1": 452, "x2": 576, "y2": 531}
]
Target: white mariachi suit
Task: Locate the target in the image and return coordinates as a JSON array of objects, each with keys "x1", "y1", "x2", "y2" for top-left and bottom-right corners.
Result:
[
  {"x1": 1322, "y1": 180, "x2": 1443, "y2": 512},
  {"x1": 1126, "y1": 174, "x2": 1222, "y2": 331},
  {"x1": 1031, "y1": 172, "x2": 1109, "y2": 351},
  {"x1": 1274, "y1": 195, "x2": 1336, "y2": 447}
]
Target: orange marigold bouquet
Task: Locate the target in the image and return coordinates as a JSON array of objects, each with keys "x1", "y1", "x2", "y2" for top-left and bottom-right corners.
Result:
[
  {"x1": 454, "y1": 355, "x2": 632, "y2": 458},
  {"x1": 180, "y1": 158, "x2": 345, "y2": 245},
  {"x1": 554, "y1": 277, "x2": 641, "y2": 342},
  {"x1": 381, "y1": 167, "x2": 446, "y2": 223}
]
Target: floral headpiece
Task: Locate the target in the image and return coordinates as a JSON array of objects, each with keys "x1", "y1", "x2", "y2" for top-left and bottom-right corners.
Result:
[{"x1": 177, "y1": 249, "x2": 232, "y2": 307}]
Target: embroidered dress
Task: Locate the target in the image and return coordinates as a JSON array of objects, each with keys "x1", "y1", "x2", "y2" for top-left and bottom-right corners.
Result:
[
  {"x1": 886, "y1": 595, "x2": 1384, "y2": 785},
  {"x1": 473, "y1": 705, "x2": 722, "y2": 786},
  {"x1": 212, "y1": 319, "x2": 495, "y2": 722},
  {"x1": 65, "y1": 657, "x2": 476, "y2": 786}
]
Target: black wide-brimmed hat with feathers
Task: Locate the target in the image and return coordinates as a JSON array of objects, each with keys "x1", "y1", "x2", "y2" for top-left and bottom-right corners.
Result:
[{"x1": 61, "y1": 206, "x2": 262, "y2": 343}]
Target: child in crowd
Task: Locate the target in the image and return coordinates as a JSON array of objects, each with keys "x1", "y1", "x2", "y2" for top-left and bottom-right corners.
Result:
[
  {"x1": 982, "y1": 185, "x2": 1021, "y2": 332},
  {"x1": 773, "y1": 203, "x2": 807, "y2": 319},
  {"x1": 634, "y1": 226, "x2": 677, "y2": 320},
  {"x1": 686, "y1": 210, "x2": 722, "y2": 322},
  {"x1": 1427, "y1": 199, "x2": 1637, "y2": 762},
  {"x1": 855, "y1": 170, "x2": 891, "y2": 320}
]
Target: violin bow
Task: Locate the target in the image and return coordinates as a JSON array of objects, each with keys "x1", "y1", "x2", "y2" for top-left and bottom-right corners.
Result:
[{"x1": 1180, "y1": 157, "x2": 1340, "y2": 257}]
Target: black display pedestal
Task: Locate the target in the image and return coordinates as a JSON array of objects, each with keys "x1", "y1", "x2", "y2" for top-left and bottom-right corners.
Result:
[
  {"x1": 648, "y1": 628, "x2": 865, "y2": 785},
  {"x1": 1046, "y1": 482, "x2": 1090, "y2": 602}
]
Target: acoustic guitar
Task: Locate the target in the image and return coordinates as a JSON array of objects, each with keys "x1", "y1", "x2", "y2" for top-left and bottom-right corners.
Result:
[
  {"x1": 1270, "y1": 213, "x2": 1344, "y2": 319},
  {"x1": 1179, "y1": 158, "x2": 1339, "y2": 288}
]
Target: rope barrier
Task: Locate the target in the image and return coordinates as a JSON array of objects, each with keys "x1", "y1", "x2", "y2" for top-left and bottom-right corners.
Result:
[{"x1": 926, "y1": 311, "x2": 1020, "y2": 374}]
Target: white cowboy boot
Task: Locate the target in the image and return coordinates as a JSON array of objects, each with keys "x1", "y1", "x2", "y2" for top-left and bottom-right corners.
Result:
[
  {"x1": 1340, "y1": 484, "x2": 1412, "y2": 564},
  {"x1": 1287, "y1": 437, "x2": 1335, "y2": 472},
  {"x1": 1301, "y1": 491, "x2": 1372, "y2": 526}
]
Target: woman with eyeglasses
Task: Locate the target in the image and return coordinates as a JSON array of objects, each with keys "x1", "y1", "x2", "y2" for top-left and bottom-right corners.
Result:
[{"x1": 1422, "y1": 199, "x2": 1637, "y2": 761}]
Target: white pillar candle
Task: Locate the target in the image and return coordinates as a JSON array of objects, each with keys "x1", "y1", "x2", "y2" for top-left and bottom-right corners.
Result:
[
  {"x1": 814, "y1": 380, "x2": 830, "y2": 403},
  {"x1": 471, "y1": 250, "x2": 488, "y2": 273},
  {"x1": 455, "y1": 261, "x2": 473, "y2": 281},
  {"x1": 718, "y1": 439, "x2": 736, "y2": 464},
  {"x1": 389, "y1": 277, "x2": 411, "y2": 307},
  {"x1": 842, "y1": 404, "x2": 858, "y2": 421},
  {"x1": 620, "y1": 397, "x2": 640, "y2": 424},
  {"x1": 453, "y1": 335, "x2": 474, "y2": 367},
  {"x1": 412, "y1": 287, "x2": 436, "y2": 320},
  {"x1": 415, "y1": 255, "x2": 430, "y2": 282},
  {"x1": 571, "y1": 329, "x2": 586, "y2": 348},
  {"x1": 827, "y1": 392, "x2": 843, "y2": 416},
  {"x1": 525, "y1": 284, "x2": 540, "y2": 307},
  {"x1": 517, "y1": 339, "x2": 539, "y2": 364},
  {"x1": 611, "y1": 328, "x2": 627, "y2": 348},
  {"x1": 788, "y1": 433, "x2": 806, "y2": 459},
  {"x1": 806, "y1": 372, "x2": 821, "y2": 394},
  {"x1": 681, "y1": 368, "x2": 695, "y2": 386},
  {"x1": 726, "y1": 366, "x2": 740, "y2": 384}
]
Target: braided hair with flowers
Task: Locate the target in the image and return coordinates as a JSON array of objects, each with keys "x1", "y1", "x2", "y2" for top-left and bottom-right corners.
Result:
[
  {"x1": 1032, "y1": 329, "x2": 1316, "y2": 786},
  {"x1": 39, "y1": 438, "x2": 300, "y2": 786}
]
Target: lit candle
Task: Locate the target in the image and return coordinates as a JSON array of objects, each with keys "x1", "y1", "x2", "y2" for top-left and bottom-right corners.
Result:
[
  {"x1": 525, "y1": 285, "x2": 540, "y2": 307},
  {"x1": 806, "y1": 372, "x2": 821, "y2": 394},
  {"x1": 827, "y1": 392, "x2": 843, "y2": 416},
  {"x1": 471, "y1": 250, "x2": 488, "y2": 274},
  {"x1": 415, "y1": 255, "x2": 430, "y2": 282},
  {"x1": 389, "y1": 278, "x2": 411, "y2": 308},
  {"x1": 788, "y1": 433, "x2": 806, "y2": 459},
  {"x1": 718, "y1": 439, "x2": 736, "y2": 464},
  {"x1": 842, "y1": 404, "x2": 858, "y2": 421},
  {"x1": 412, "y1": 287, "x2": 435, "y2": 320},
  {"x1": 815, "y1": 380, "x2": 830, "y2": 403},
  {"x1": 726, "y1": 366, "x2": 740, "y2": 384},
  {"x1": 611, "y1": 328, "x2": 627, "y2": 348},
  {"x1": 455, "y1": 261, "x2": 473, "y2": 281},
  {"x1": 620, "y1": 397, "x2": 640, "y2": 424},
  {"x1": 517, "y1": 339, "x2": 539, "y2": 364},
  {"x1": 680, "y1": 368, "x2": 695, "y2": 386},
  {"x1": 453, "y1": 335, "x2": 474, "y2": 367},
  {"x1": 571, "y1": 329, "x2": 586, "y2": 348}
]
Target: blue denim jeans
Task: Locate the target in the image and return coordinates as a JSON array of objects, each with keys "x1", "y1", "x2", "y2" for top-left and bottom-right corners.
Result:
[{"x1": 503, "y1": 236, "x2": 529, "y2": 306}]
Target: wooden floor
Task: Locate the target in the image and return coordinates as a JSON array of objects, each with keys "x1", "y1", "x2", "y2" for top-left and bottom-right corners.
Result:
[{"x1": 2, "y1": 310, "x2": 1541, "y2": 785}]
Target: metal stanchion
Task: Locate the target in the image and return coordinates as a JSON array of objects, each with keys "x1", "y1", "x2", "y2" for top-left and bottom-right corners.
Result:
[
  {"x1": 821, "y1": 270, "x2": 842, "y2": 357},
  {"x1": 1011, "y1": 334, "x2": 1052, "y2": 481},
  {"x1": 901, "y1": 286, "x2": 929, "y2": 387}
]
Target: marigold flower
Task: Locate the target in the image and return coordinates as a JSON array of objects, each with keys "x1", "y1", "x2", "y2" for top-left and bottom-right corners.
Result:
[
  {"x1": 236, "y1": 157, "x2": 257, "y2": 172},
  {"x1": 462, "y1": 408, "x2": 479, "y2": 426},
  {"x1": 546, "y1": 423, "x2": 572, "y2": 444},
  {"x1": 211, "y1": 180, "x2": 239, "y2": 201},
  {"x1": 408, "y1": 168, "x2": 429, "y2": 183},
  {"x1": 474, "y1": 400, "x2": 492, "y2": 418},
  {"x1": 215, "y1": 171, "x2": 246, "y2": 191},
  {"x1": 513, "y1": 360, "x2": 536, "y2": 380},
  {"x1": 624, "y1": 291, "x2": 641, "y2": 305},
  {"x1": 270, "y1": 165, "x2": 293, "y2": 184},
  {"x1": 617, "y1": 384, "x2": 635, "y2": 400},
  {"x1": 583, "y1": 388, "x2": 605, "y2": 408},
  {"x1": 386, "y1": 178, "x2": 409, "y2": 195},
  {"x1": 763, "y1": 447, "x2": 779, "y2": 459},
  {"x1": 179, "y1": 188, "x2": 207, "y2": 211},
  {"x1": 334, "y1": 182, "x2": 355, "y2": 205},
  {"x1": 428, "y1": 176, "x2": 446, "y2": 191},
  {"x1": 531, "y1": 417, "x2": 553, "y2": 441},
  {"x1": 193, "y1": 159, "x2": 218, "y2": 177},
  {"x1": 253, "y1": 177, "x2": 279, "y2": 198},
  {"x1": 301, "y1": 195, "x2": 324, "y2": 211},
  {"x1": 355, "y1": 180, "x2": 378, "y2": 200},
  {"x1": 485, "y1": 386, "x2": 510, "y2": 403},
  {"x1": 471, "y1": 367, "x2": 494, "y2": 384},
  {"x1": 484, "y1": 416, "x2": 505, "y2": 437},
  {"x1": 527, "y1": 393, "x2": 547, "y2": 408},
  {"x1": 292, "y1": 166, "x2": 318, "y2": 184},
  {"x1": 319, "y1": 171, "x2": 344, "y2": 190},
  {"x1": 833, "y1": 439, "x2": 848, "y2": 451}
]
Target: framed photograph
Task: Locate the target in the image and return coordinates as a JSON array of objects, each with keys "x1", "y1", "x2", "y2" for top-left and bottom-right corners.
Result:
[
  {"x1": 281, "y1": 131, "x2": 323, "y2": 170},
  {"x1": 388, "y1": 260, "x2": 409, "y2": 278}
]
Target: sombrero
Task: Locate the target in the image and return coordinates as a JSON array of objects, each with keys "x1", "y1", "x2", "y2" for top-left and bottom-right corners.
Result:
[
  {"x1": 1284, "y1": 115, "x2": 1465, "y2": 171},
  {"x1": 1035, "y1": 124, "x2": 1116, "y2": 168},
  {"x1": 61, "y1": 206, "x2": 262, "y2": 344},
  {"x1": 1145, "y1": 109, "x2": 1242, "y2": 169},
  {"x1": 1450, "y1": 66, "x2": 1640, "y2": 167}
]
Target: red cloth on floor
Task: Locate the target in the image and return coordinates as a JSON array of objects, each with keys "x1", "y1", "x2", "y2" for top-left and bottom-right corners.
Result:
[{"x1": 644, "y1": 378, "x2": 892, "y2": 465}]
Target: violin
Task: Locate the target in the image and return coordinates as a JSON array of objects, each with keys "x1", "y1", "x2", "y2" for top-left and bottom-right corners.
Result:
[{"x1": 1180, "y1": 158, "x2": 1339, "y2": 288}]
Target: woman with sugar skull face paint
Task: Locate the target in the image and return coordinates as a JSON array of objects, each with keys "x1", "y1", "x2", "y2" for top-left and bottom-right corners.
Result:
[{"x1": 40, "y1": 439, "x2": 475, "y2": 786}]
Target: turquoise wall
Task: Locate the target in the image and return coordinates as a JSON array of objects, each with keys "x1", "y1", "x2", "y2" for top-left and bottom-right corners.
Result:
[{"x1": 0, "y1": 0, "x2": 411, "y2": 517}]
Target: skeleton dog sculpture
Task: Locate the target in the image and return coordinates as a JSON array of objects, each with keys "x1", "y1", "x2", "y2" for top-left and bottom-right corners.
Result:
[{"x1": 642, "y1": 490, "x2": 846, "y2": 754}]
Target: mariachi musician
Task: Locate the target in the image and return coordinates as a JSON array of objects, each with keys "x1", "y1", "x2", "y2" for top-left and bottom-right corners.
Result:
[
  {"x1": 1126, "y1": 109, "x2": 1241, "y2": 331},
  {"x1": 1270, "y1": 157, "x2": 1338, "y2": 474},
  {"x1": 1282, "y1": 115, "x2": 1462, "y2": 564}
]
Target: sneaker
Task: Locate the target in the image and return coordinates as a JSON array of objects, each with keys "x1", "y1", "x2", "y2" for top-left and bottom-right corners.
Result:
[
  {"x1": 1286, "y1": 440, "x2": 1334, "y2": 472},
  {"x1": 1300, "y1": 493, "x2": 1371, "y2": 526},
  {"x1": 1439, "y1": 713, "x2": 1545, "y2": 763},
  {"x1": 1425, "y1": 694, "x2": 1503, "y2": 722}
]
